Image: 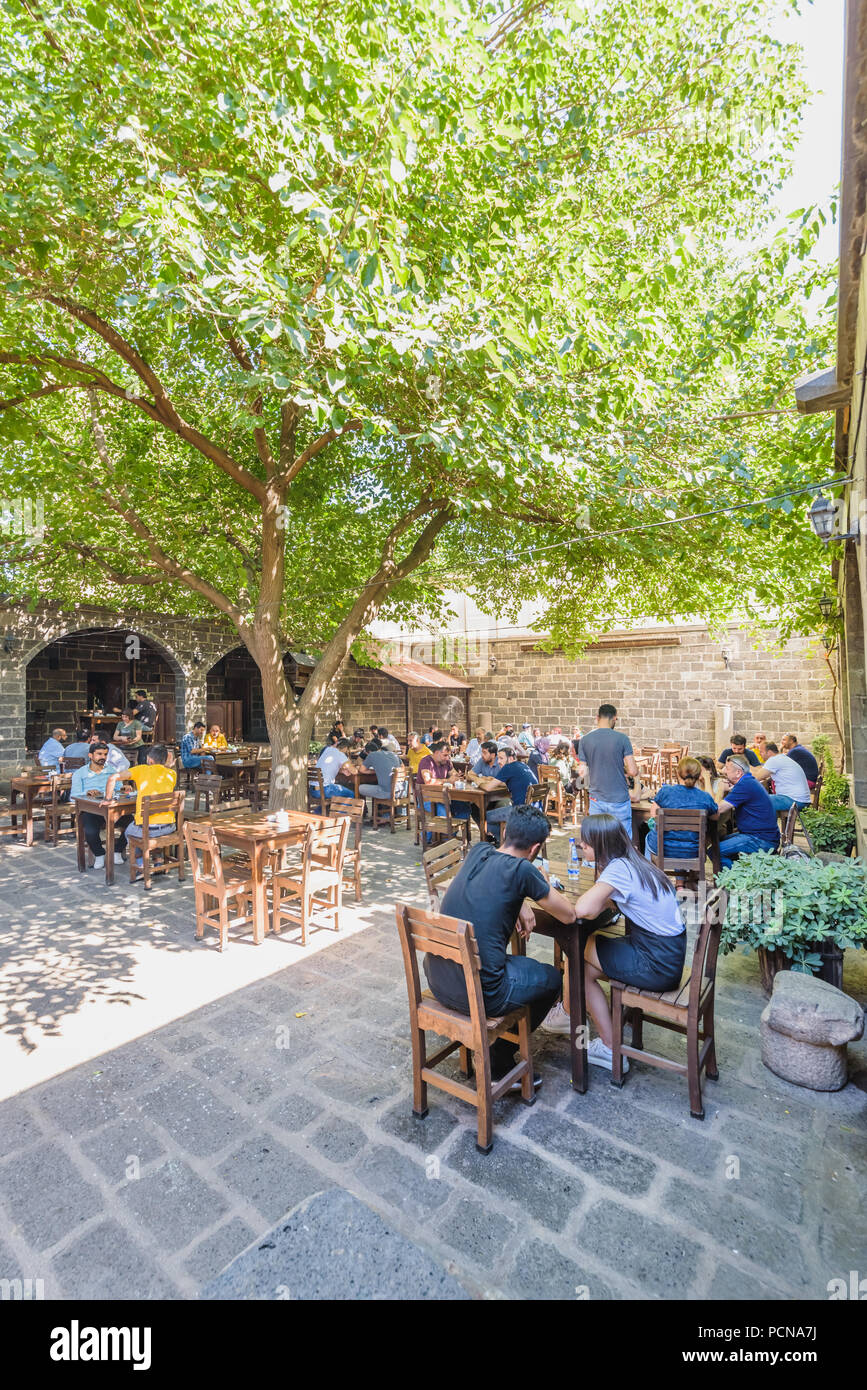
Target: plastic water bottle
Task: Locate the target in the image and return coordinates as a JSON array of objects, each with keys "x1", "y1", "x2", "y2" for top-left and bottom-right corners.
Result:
[{"x1": 568, "y1": 837, "x2": 580, "y2": 882}]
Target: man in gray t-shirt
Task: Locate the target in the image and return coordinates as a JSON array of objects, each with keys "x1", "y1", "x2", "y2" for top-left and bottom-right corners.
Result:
[
  {"x1": 362, "y1": 743, "x2": 403, "y2": 798},
  {"x1": 576, "y1": 704, "x2": 640, "y2": 840}
]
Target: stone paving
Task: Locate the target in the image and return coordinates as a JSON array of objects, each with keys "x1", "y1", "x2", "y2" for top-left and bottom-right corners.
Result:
[{"x1": 0, "y1": 814, "x2": 865, "y2": 1300}]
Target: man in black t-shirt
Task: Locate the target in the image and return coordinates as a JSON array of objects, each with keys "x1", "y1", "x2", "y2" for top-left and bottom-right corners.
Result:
[
  {"x1": 424, "y1": 805, "x2": 575, "y2": 1083},
  {"x1": 717, "y1": 733, "x2": 760, "y2": 770},
  {"x1": 132, "y1": 689, "x2": 157, "y2": 732}
]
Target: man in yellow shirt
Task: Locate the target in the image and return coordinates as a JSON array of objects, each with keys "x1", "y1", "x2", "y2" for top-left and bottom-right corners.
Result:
[
  {"x1": 123, "y1": 744, "x2": 177, "y2": 867},
  {"x1": 406, "y1": 732, "x2": 427, "y2": 775}
]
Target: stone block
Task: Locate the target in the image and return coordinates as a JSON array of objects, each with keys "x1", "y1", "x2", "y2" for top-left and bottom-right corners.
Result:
[
  {"x1": 0, "y1": 1142, "x2": 102, "y2": 1250},
  {"x1": 509, "y1": 1237, "x2": 617, "y2": 1300},
  {"x1": 53, "y1": 1219, "x2": 180, "y2": 1300},
  {"x1": 217, "y1": 1137, "x2": 328, "y2": 1222},
  {"x1": 760, "y1": 973, "x2": 864, "y2": 1092},
  {"x1": 435, "y1": 1197, "x2": 517, "y2": 1270},
  {"x1": 118, "y1": 1157, "x2": 229, "y2": 1250}
]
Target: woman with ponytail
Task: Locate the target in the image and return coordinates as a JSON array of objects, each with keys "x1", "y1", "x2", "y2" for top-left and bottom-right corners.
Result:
[
  {"x1": 644, "y1": 757, "x2": 719, "y2": 862},
  {"x1": 555, "y1": 814, "x2": 687, "y2": 1071}
]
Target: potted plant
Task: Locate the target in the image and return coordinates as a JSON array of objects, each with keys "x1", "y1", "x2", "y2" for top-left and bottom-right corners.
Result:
[
  {"x1": 811, "y1": 734, "x2": 850, "y2": 810},
  {"x1": 799, "y1": 808, "x2": 857, "y2": 858},
  {"x1": 717, "y1": 851, "x2": 867, "y2": 994}
]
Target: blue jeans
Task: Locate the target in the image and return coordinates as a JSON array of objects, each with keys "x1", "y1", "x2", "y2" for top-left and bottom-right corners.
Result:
[
  {"x1": 425, "y1": 953, "x2": 561, "y2": 1078},
  {"x1": 182, "y1": 755, "x2": 214, "y2": 771},
  {"x1": 126, "y1": 820, "x2": 175, "y2": 864},
  {"x1": 718, "y1": 832, "x2": 778, "y2": 869},
  {"x1": 588, "y1": 797, "x2": 633, "y2": 839},
  {"x1": 769, "y1": 794, "x2": 809, "y2": 813},
  {"x1": 311, "y1": 782, "x2": 353, "y2": 799}
]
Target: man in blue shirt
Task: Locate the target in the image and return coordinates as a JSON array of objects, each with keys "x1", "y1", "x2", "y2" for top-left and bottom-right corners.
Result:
[
  {"x1": 70, "y1": 743, "x2": 134, "y2": 869},
  {"x1": 780, "y1": 734, "x2": 820, "y2": 786},
  {"x1": 484, "y1": 743, "x2": 538, "y2": 844},
  {"x1": 717, "y1": 755, "x2": 779, "y2": 868},
  {"x1": 180, "y1": 721, "x2": 215, "y2": 772},
  {"x1": 38, "y1": 728, "x2": 67, "y2": 770}
]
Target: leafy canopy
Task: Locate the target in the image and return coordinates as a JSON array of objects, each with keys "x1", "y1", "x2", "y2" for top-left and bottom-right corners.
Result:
[{"x1": 0, "y1": 0, "x2": 834, "y2": 657}]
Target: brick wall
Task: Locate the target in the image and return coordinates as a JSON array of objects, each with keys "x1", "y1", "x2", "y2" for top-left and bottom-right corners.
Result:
[
  {"x1": 322, "y1": 663, "x2": 408, "y2": 742},
  {"x1": 434, "y1": 625, "x2": 840, "y2": 758}
]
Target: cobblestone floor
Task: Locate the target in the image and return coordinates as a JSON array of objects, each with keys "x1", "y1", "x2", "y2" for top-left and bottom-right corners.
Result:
[{"x1": 0, "y1": 817, "x2": 865, "y2": 1300}]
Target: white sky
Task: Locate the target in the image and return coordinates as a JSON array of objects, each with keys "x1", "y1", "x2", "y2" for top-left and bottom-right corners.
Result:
[{"x1": 771, "y1": 0, "x2": 845, "y2": 263}]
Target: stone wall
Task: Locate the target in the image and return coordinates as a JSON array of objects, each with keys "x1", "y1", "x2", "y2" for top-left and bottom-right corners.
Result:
[{"x1": 430, "y1": 624, "x2": 841, "y2": 758}]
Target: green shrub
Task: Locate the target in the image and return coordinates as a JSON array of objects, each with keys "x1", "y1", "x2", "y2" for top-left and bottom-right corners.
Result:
[
  {"x1": 717, "y1": 851, "x2": 867, "y2": 973},
  {"x1": 812, "y1": 734, "x2": 849, "y2": 809},
  {"x1": 800, "y1": 808, "x2": 857, "y2": 857},
  {"x1": 308, "y1": 740, "x2": 324, "y2": 757}
]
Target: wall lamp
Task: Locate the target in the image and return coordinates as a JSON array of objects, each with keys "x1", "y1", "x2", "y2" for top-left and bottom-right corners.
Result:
[{"x1": 808, "y1": 493, "x2": 860, "y2": 544}]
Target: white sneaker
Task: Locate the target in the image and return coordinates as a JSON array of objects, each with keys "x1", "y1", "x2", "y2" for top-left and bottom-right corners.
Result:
[
  {"x1": 587, "y1": 1037, "x2": 629, "y2": 1073},
  {"x1": 113, "y1": 852, "x2": 124, "y2": 865},
  {"x1": 540, "y1": 1001, "x2": 571, "y2": 1035},
  {"x1": 93, "y1": 855, "x2": 105, "y2": 869}
]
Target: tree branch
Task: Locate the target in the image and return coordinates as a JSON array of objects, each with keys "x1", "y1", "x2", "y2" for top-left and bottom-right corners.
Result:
[{"x1": 285, "y1": 418, "x2": 363, "y2": 484}]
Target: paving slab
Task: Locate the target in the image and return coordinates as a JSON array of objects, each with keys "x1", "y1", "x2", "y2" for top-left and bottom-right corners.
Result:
[{"x1": 201, "y1": 1188, "x2": 471, "y2": 1300}]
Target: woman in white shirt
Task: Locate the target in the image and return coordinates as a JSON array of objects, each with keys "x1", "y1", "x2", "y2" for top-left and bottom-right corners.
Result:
[{"x1": 571, "y1": 814, "x2": 686, "y2": 1071}]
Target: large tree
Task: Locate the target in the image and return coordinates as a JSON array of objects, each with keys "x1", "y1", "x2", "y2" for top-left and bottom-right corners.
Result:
[{"x1": 0, "y1": 0, "x2": 834, "y2": 804}]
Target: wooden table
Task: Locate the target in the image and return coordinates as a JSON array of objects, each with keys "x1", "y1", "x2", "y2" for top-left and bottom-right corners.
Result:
[
  {"x1": 9, "y1": 773, "x2": 52, "y2": 846},
  {"x1": 73, "y1": 793, "x2": 138, "y2": 885},
  {"x1": 203, "y1": 808, "x2": 334, "y2": 944},
  {"x1": 529, "y1": 860, "x2": 620, "y2": 1095},
  {"x1": 442, "y1": 782, "x2": 511, "y2": 838},
  {"x1": 79, "y1": 712, "x2": 121, "y2": 736}
]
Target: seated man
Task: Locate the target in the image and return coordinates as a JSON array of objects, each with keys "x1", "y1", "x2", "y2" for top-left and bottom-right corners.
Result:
[
  {"x1": 180, "y1": 720, "x2": 215, "y2": 772},
  {"x1": 92, "y1": 732, "x2": 130, "y2": 776},
  {"x1": 314, "y1": 738, "x2": 354, "y2": 799},
  {"x1": 406, "y1": 732, "x2": 427, "y2": 776},
  {"x1": 416, "y1": 738, "x2": 469, "y2": 839},
  {"x1": 70, "y1": 742, "x2": 133, "y2": 868},
  {"x1": 471, "y1": 739, "x2": 500, "y2": 779},
  {"x1": 38, "y1": 727, "x2": 67, "y2": 770},
  {"x1": 752, "y1": 742, "x2": 811, "y2": 814},
  {"x1": 61, "y1": 727, "x2": 93, "y2": 764},
  {"x1": 123, "y1": 744, "x2": 177, "y2": 867},
  {"x1": 201, "y1": 723, "x2": 228, "y2": 750},
  {"x1": 717, "y1": 733, "x2": 760, "y2": 771},
  {"x1": 360, "y1": 738, "x2": 405, "y2": 802},
  {"x1": 780, "y1": 733, "x2": 820, "y2": 787},
  {"x1": 485, "y1": 743, "x2": 538, "y2": 845},
  {"x1": 378, "y1": 725, "x2": 402, "y2": 755},
  {"x1": 424, "y1": 804, "x2": 574, "y2": 1086},
  {"x1": 717, "y1": 755, "x2": 780, "y2": 868}
]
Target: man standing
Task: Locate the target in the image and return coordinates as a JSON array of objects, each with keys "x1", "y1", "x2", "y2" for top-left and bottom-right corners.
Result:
[
  {"x1": 424, "y1": 804, "x2": 574, "y2": 1087},
  {"x1": 716, "y1": 755, "x2": 780, "y2": 868},
  {"x1": 576, "y1": 704, "x2": 641, "y2": 840},
  {"x1": 780, "y1": 734, "x2": 820, "y2": 787},
  {"x1": 517, "y1": 722, "x2": 535, "y2": 750},
  {"x1": 180, "y1": 720, "x2": 215, "y2": 773},
  {"x1": 70, "y1": 742, "x2": 133, "y2": 869},
  {"x1": 717, "y1": 733, "x2": 760, "y2": 770},
  {"x1": 753, "y1": 743, "x2": 811, "y2": 814},
  {"x1": 38, "y1": 727, "x2": 67, "y2": 770}
]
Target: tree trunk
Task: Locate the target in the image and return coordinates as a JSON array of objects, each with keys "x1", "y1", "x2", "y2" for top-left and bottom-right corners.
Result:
[{"x1": 249, "y1": 631, "x2": 313, "y2": 812}]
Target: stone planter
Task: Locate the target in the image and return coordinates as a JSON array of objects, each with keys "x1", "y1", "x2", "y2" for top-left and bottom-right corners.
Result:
[
  {"x1": 757, "y1": 946, "x2": 790, "y2": 998},
  {"x1": 760, "y1": 972, "x2": 864, "y2": 1091}
]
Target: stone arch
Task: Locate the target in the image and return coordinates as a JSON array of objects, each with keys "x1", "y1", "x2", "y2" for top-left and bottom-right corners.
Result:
[{"x1": 23, "y1": 622, "x2": 188, "y2": 754}]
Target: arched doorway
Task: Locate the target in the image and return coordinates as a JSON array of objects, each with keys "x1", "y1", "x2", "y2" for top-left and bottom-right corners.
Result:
[{"x1": 25, "y1": 628, "x2": 184, "y2": 749}]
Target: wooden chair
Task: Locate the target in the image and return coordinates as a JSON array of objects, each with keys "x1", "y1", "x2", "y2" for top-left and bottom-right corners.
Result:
[
  {"x1": 183, "y1": 821, "x2": 256, "y2": 951},
  {"x1": 609, "y1": 887, "x2": 728, "y2": 1119},
  {"x1": 270, "y1": 818, "x2": 349, "y2": 945},
  {"x1": 371, "y1": 765, "x2": 412, "y2": 832},
  {"x1": 329, "y1": 796, "x2": 364, "y2": 901},
  {"x1": 537, "y1": 763, "x2": 578, "y2": 828},
  {"x1": 647, "y1": 806, "x2": 711, "y2": 887},
  {"x1": 128, "y1": 791, "x2": 185, "y2": 889},
  {"x1": 395, "y1": 902, "x2": 534, "y2": 1155},
  {"x1": 193, "y1": 773, "x2": 227, "y2": 815},
  {"x1": 415, "y1": 783, "x2": 466, "y2": 847},
  {"x1": 422, "y1": 837, "x2": 465, "y2": 908},
  {"x1": 524, "y1": 781, "x2": 549, "y2": 812},
  {"x1": 62, "y1": 756, "x2": 87, "y2": 771},
  {"x1": 44, "y1": 774, "x2": 75, "y2": 846},
  {"x1": 307, "y1": 767, "x2": 331, "y2": 815},
  {"x1": 246, "y1": 760, "x2": 270, "y2": 811}
]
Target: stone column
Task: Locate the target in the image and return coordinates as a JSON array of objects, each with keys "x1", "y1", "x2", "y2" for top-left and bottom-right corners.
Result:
[{"x1": 0, "y1": 649, "x2": 27, "y2": 780}]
